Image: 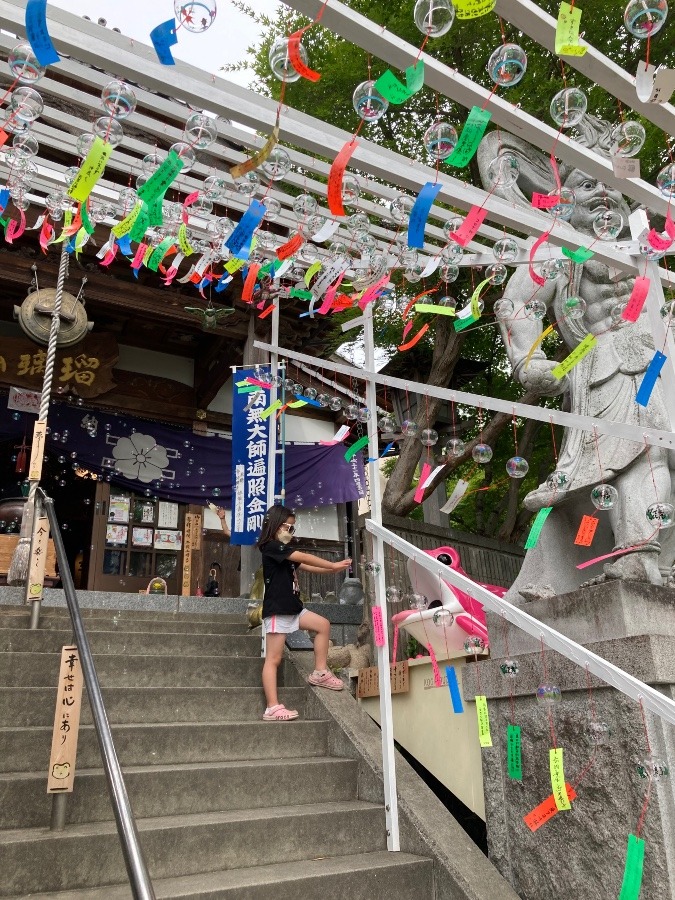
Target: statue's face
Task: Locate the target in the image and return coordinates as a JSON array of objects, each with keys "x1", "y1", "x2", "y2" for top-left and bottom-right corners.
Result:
[{"x1": 564, "y1": 170, "x2": 632, "y2": 236}]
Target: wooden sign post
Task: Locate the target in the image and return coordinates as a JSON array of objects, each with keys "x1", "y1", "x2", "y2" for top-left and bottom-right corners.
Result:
[
  {"x1": 357, "y1": 661, "x2": 410, "y2": 699},
  {"x1": 181, "y1": 512, "x2": 201, "y2": 596},
  {"x1": 28, "y1": 420, "x2": 47, "y2": 482},
  {"x1": 47, "y1": 646, "x2": 84, "y2": 793},
  {"x1": 27, "y1": 516, "x2": 50, "y2": 603}
]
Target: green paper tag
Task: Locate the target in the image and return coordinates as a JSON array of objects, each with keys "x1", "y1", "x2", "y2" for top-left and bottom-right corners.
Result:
[
  {"x1": 80, "y1": 205, "x2": 95, "y2": 235},
  {"x1": 524, "y1": 506, "x2": 553, "y2": 549},
  {"x1": 562, "y1": 246, "x2": 595, "y2": 263},
  {"x1": 454, "y1": 314, "x2": 479, "y2": 332},
  {"x1": 147, "y1": 235, "x2": 174, "y2": 272},
  {"x1": 129, "y1": 203, "x2": 150, "y2": 243},
  {"x1": 550, "y1": 333, "x2": 597, "y2": 380},
  {"x1": 147, "y1": 197, "x2": 164, "y2": 228},
  {"x1": 619, "y1": 834, "x2": 645, "y2": 900},
  {"x1": 447, "y1": 106, "x2": 491, "y2": 168},
  {"x1": 345, "y1": 435, "x2": 370, "y2": 462},
  {"x1": 507, "y1": 724, "x2": 522, "y2": 780},
  {"x1": 289, "y1": 288, "x2": 314, "y2": 300},
  {"x1": 137, "y1": 150, "x2": 184, "y2": 203},
  {"x1": 374, "y1": 60, "x2": 425, "y2": 104}
]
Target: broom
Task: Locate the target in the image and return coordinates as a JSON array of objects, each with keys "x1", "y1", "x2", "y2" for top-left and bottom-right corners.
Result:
[{"x1": 8, "y1": 246, "x2": 69, "y2": 587}]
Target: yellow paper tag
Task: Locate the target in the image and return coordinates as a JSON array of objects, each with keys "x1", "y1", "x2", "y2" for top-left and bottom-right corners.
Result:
[
  {"x1": 68, "y1": 137, "x2": 113, "y2": 204},
  {"x1": 112, "y1": 202, "x2": 142, "y2": 239},
  {"x1": 470, "y1": 278, "x2": 491, "y2": 320},
  {"x1": 550, "y1": 333, "x2": 597, "y2": 379},
  {"x1": 230, "y1": 125, "x2": 280, "y2": 180},
  {"x1": 549, "y1": 748, "x2": 572, "y2": 810},
  {"x1": 178, "y1": 223, "x2": 194, "y2": 257},
  {"x1": 142, "y1": 244, "x2": 154, "y2": 266},
  {"x1": 475, "y1": 695, "x2": 492, "y2": 748},
  {"x1": 555, "y1": 2, "x2": 588, "y2": 57},
  {"x1": 454, "y1": 0, "x2": 495, "y2": 19},
  {"x1": 524, "y1": 324, "x2": 554, "y2": 369},
  {"x1": 305, "y1": 260, "x2": 322, "y2": 287}
]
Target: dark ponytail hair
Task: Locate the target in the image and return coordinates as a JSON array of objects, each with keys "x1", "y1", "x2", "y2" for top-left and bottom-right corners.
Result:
[{"x1": 257, "y1": 504, "x2": 295, "y2": 548}]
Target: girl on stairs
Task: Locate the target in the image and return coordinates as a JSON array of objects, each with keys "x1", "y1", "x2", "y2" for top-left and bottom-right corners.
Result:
[{"x1": 257, "y1": 505, "x2": 352, "y2": 721}]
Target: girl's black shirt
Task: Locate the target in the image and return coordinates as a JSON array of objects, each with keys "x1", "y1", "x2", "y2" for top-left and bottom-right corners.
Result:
[{"x1": 261, "y1": 541, "x2": 303, "y2": 618}]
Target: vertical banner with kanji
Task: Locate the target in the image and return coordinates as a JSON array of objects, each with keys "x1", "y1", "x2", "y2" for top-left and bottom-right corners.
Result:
[{"x1": 231, "y1": 367, "x2": 271, "y2": 545}]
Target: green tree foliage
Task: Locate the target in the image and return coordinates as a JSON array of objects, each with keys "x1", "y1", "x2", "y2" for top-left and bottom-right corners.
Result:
[{"x1": 231, "y1": 1, "x2": 674, "y2": 542}]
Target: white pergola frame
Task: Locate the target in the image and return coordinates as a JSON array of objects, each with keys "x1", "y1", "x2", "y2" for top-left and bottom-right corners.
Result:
[{"x1": 1, "y1": 0, "x2": 674, "y2": 855}]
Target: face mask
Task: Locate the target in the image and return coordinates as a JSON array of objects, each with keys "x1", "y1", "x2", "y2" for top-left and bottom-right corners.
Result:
[{"x1": 277, "y1": 531, "x2": 293, "y2": 544}]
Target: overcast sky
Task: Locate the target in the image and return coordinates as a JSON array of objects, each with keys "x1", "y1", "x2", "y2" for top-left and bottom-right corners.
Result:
[{"x1": 49, "y1": 0, "x2": 281, "y2": 88}]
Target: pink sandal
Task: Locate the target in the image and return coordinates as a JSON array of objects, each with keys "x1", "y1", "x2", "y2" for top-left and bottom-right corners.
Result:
[
  {"x1": 308, "y1": 670, "x2": 344, "y2": 691},
  {"x1": 262, "y1": 704, "x2": 299, "y2": 721}
]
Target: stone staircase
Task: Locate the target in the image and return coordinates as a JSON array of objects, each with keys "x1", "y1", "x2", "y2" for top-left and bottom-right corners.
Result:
[{"x1": 0, "y1": 603, "x2": 432, "y2": 899}]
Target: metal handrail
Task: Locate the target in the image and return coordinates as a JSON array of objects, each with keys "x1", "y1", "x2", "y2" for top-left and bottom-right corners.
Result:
[{"x1": 40, "y1": 490, "x2": 156, "y2": 900}]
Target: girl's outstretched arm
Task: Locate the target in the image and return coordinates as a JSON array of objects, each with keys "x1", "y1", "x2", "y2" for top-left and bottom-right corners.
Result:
[{"x1": 288, "y1": 550, "x2": 351, "y2": 571}]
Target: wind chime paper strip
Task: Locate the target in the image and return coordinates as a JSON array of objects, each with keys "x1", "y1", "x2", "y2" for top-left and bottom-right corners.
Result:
[
  {"x1": 260, "y1": 400, "x2": 283, "y2": 421},
  {"x1": 613, "y1": 157, "x2": 641, "y2": 179},
  {"x1": 374, "y1": 61, "x2": 425, "y2": 105},
  {"x1": 68, "y1": 137, "x2": 113, "y2": 204},
  {"x1": 454, "y1": 314, "x2": 479, "y2": 332},
  {"x1": 415, "y1": 303, "x2": 456, "y2": 316},
  {"x1": 276, "y1": 233, "x2": 304, "y2": 261},
  {"x1": 407, "y1": 181, "x2": 442, "y2": 249},
  {"x1": 428, "y1": 645, "x2": 443, "y2": 687},
  {"x1": 531, "y1": 193, "x2": 560, "y2": 209},
  {"x1": 555, "y1": 2, "x2": 588, "y2": 57},
  {"x1": 549, "y1": 747, "x2": 571, "y2": 810},
  {"x1": 320, "y1": 425, "x2": 351, "y2": 446},
  {"x1": 528, "y1": 231, "x2": 552, "y2": 287},
  {"x1": 138, "y1": 151, "x2": 185, "y2": 204},
  {"x1": 414, "y1": 463, "x2": 433, "y2": 504},
  {"x1": 147, "y1": 237, "x2": 175, "y2": 272},
  {"x1": 618, "y1": 834, "x2": 646, "y2": 900},
  {"x1": 441, "y1": 479, "x2": 470, "y2": 513},
  {"x1": 150, "y1": 19, "x2": 177, "y2": 65},
  {"x1": 178, "y1": 223, "x2": 194, "y2": 257},
  {"x1": 345, "y1": 435, "x2": 370, "y2": 461},
  {"x1": 621, "y1": 277, "x2": 650, "y2": 322},
  {"x1": 646, "y1": 228, "x2": 673, "y2": 252},
  {"x1": 562, "y1": 245, "x2": 595, "y2": 263},
  {"x1": 421, "y1": 464, "x2": 446, "y2": 491},
  {"x1": 311, "y1": 218, "x2": 340, "y2": 243},
  {"x1": 288, "y1": 28, "x2": 321, "y2": 82},
  {"x1": 524, "y1": 324, "x2": 555, "y2": 370},
  {"x1": 470, "y1": 278, "x2": 491, "y2": 319},
  {"x1": 524, "y1": 506, "x2": 553, "y2": 549},
  {"x1": 451, "y1": 206, "x2": 488, "y2": 248},
  {"x1": 453, "y1": 0, "x2": 496, "y2": 19},
  {"x1": 446, "y1": 666, "x2": 464, "y2": 713},
  {"x1": 636, "y1": 351, "x2": 667, "y2": 408},
  {"x1": 305, "y1": 260, "x2": 322, "y2": 286},
  {"x1": 230, "y1": 125, "x2": 280, "y2": 180},
  {"x1": 26, "y1": 0, "x2": 60, "y2": 66},
  {"x1": 398, "y1": 323, "x2": 430, "y2": 351},
  {"x1": 574, "y1": 514, "x2": 599, "y2": 547},
  {"x1": 636, "y1": 61, "x2": 675, "y2": 104},
  {"x1": 475, "y1": 696, "x2": 492, "y2": 747},
  {"x1": 524, "y1": 784, "x2": 577, "y2": 832},
  {"x1": 550, "y1": 333, "x2": 597, "y2": 379},
  {"x1": 241, "y1": 263, "x2": 262, "y2": 303},
  {"x1": 225, "y1": 201, "x2": 267, "y2": 259},
  {"x1": 328, "y1": 140, "x2": 358, "y2": 217},
  {"x1": 507, "y1": 725, "x2": 522, "y2": 780},
  {"x1": 372, "y1": 606, "x2": 385, "y2": 647},
  {"x1": 112, "y1": 202, "x2": 142, "y2": 239},
  {"x1": 446, "y1": 107, "x2": 491, "y2": 168}
]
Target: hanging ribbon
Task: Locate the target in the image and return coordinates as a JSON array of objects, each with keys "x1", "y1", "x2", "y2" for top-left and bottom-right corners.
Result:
[
  {"x1": 398, "y1": 323, "x2": 429, "y2": 351},
  {"x1": 328, "y1": 140, "x2": 358, "y2": 217}
]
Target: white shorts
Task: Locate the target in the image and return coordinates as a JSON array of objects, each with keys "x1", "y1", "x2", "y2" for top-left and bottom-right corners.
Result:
[{"x1": 263, "y1": 609, "x2": 308, "y2": 634}]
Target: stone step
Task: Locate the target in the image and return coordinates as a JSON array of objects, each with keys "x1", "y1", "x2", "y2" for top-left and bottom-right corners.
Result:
[
  {"x1": 0, "y1": 609, "x2": 255, "y2": 635},
  {"x1": 0, "y1": 605, "x2": 251, "y2": 630},
  {"x1": 0, "y1": 720, "x2": 329, "y2": 774},
  {"x1": 0, "y1": 756, "x2": 358, "y2": 829},
  {"x1": 1, "y1": 651, "x2": 268, "y2": 688},
  {"x1": 0, "y1": 801, "x2": 386, "y2": 896},
  {"x1": 2, "y1": 851, "x2": 431, "y2": 900},
  {"x1": 0, "y1": 686, "x2": 308, "y2": 727},
  {"x1": 0, "y1": 628, "x2": 259, "y2": 657}
]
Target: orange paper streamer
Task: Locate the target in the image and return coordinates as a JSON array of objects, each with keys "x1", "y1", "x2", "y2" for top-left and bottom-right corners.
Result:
[
  {"x1": 288, "y1": 29, "x2": 321, "y2": 82},
  {"x1": 398, "y1": 323, "x2": 429, "y2": 351},
  {"x1": 276, "y1": 232, "x2": 304, "y2": 260},
  {"x1": 242, "y1": 263, "x2": 261, "y2": 303}
]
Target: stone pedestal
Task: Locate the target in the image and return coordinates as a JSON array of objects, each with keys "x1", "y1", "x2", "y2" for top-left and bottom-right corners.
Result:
[{"x1": 462, "y1": 582, "x2": 675, "y2": 900}]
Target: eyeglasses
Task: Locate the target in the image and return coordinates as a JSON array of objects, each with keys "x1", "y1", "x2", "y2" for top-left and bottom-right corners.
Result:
[{"x1": 280, "y1": 523, "x2": 296, "y2": 534}]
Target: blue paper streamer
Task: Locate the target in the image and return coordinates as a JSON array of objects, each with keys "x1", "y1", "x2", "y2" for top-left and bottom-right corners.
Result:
[
  {"x1": 367, "y1": 441, "x2": 396, "y2": 462},
  {"x1": 226, "y1": 200, "x2": 267, "y2": 259},
  {"x1": 26, "y1": 0, "x2": 60, "y2": 67},
  {"x1": 150, "y1": 19, "x2": 178, "y2": 66},
  {"x1": 115, "y1": 235, "x2": 132, "y2": 256},
  {"x1": 407, "y1": 181, "x2": 442, "y2": 249},
  {"x1": 215, "y1": 275, "x2": 233, "y2": 292},
  {"x1": 636, "y1": 351, "x2": 667, "y2": 408},
  {"x1": 293, "y1": 394, "x2": 323, "y2": 408},
  {"x1": 0, "y1": 189, "x2": 10, "y2": 215},
  {"x1": 446, "y1": 665, "x2": 464, "y2": 713}
]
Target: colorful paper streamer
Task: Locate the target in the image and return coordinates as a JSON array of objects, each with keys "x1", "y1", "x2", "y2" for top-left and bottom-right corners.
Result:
[
  {"x1": 618, "y1": 834, "x2": 645, "y2": 900},
  {"x1": 524, "y1": 506, "x2": 553, "y2": 549},
  {"x1": 446, "y1": 666, "x2": 464, "y2": 713},
  {"x1": 475, "y1": 695, "x2": 492, "y2": 747},
  {"x1": 374, "y1": 61, "x2": 424, "y2": 105},
  {"x1": 549, "y1": 747, "x2": 571, "y2": 810},
  {"x1": 150, "y1": 19, "x2": 177, "y2": 66},
  {"x1": 550, "y1": 333, "x2": 597, "y2": 380},
  {"x1": 345, "y1": 435, "x2": 369, "y2": 462},
  {"x1": 555, "y1": 2, "x2": 587, "y2": 56},
  {"x1": 26, "y1": 0, "x2": 60, "y2": 67},
  {"x1": 446, "y1": 107, "x2": 491, "y2": 168},
  {"x1": 507, "y1": 725, "x2": 522, "y2": 780},
  {"x1": 408, "y1": 181, "x2": 442, "y2": 249}
]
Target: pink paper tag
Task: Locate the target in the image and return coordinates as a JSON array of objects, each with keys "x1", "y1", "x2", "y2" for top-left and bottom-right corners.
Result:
[
  {"x1": 666, "y1": 208, "x2": 675, "y2": 240},
  {"x1": 100, "y1": 244, "x2": 118, "y2": 267},
  {"x1": 5, "y1": 210, "x2": 26, "y2": 243},
  {"x1": 621, "y1": 276, "x2": 650, "y2": 322},
  {"x1": 358, "y1": 273, "x2": 390, "y2": 310},
  {"x1": 647, "y1": 228, "x2": 673, "y2": 252},
  {"x1": 450, "y1": 205, "x2": 487, "y2": 247},
  {"x1": 414, "y1": 463, "x2": 432, "y2": 503},
  {"x1": 532, "y1": 193, "x2": 559, "y2": 209},
  {"x1": 391, "y1": 624, "x2": 399, "y2": 664},
  {"x1": 428, "y1": 644, "x2": 442, "y2": 687},
  {"x1": 529, "y1": 230, "x2": 551, "y2": 286},
  {"x1": 372, "y1": 606, "x2": 385, "y2": 647},
  {"x1": 182, "y1": 191, "x2": 200, "y2": 224},
  {"x1": 132, "y1": 242, "x2": 148, "y2": 270}
]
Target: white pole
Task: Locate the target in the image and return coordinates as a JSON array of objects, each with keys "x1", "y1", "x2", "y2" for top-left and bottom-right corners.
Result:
[{"x1": 362, "y1": 302, "x2": 400, "y2": 852}]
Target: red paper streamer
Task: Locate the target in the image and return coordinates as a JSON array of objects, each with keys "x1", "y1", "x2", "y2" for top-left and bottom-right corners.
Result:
[
  {"x1": 450, "y1": 205, "x2": 487, "y2": 247},
  {"x1": 259, "y1": 302, "x2": 276, "y2": 319},
  {"x1": 398, "y1": 322, "x2": 429, "y2": 351},
  {"x1": 414, "y1": 462, "x2": 433, "y2": 503},
  {"x1": 276, "y1": 232, "x2": 304, "y2": 260},
  {"x1": 242, "y1": 262, "x2": 261, "y2": 303},
  {"x1": 621, "y1": 277, "x2": 650, "y2": 323},
  {"x1": 402, "y1": 288, "x2": 436, "y2": 320},
  {"x1": 328, "y1": 140, "x2": 358, "y2": 217},
  {"x1": 529, "y1": 230, "x2": 552, "y2": 287},
  {"x1": 182, "y1": 190, "x2": 199, "y2": 224},
  {"x1": 288, "y1": 29, "x2": 321, "y2": 82}
]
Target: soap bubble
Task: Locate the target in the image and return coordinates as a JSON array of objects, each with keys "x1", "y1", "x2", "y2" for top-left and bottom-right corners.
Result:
[
  {"x1": 101, "y1": 80, "x2": 137, "y2": 120},
  {"x1": 656, "y1": 163, "x2": 675, "y2": 198},
  {"x1": 445, "y1": 438, "x2": 465, "y2": 457},
  {"x1": 413, "y1": 0, "x2": 455, "y2": 37},
  {"x1": 550, "y1": 87, "x2": 587, "y2": 128},
  {"x1": 472, "y1": 443, "x2": 493, "y2": 464},
  {"x1": 487, "y1": 42, "x2": 528, "y2": 86},
  {"x1": 423, "y1": 120, "x2": 458, "y2": 160},
  {"x1": 610, "y1": 120, "x2": 646, "y2": 158},
  {"x1": 386, "y1": 586, "x2": 401, "y2": 604},
  {"x1": 174, "y1": 0, "x2": 217, "y2": 32},
  {"x1": 8, "y1": 42, "x2": 45, "y2": 83},
  {"x1": 525, "y1": 298, "x2": 547, "y2": 319},
  {"x1": 486, "y1": 153, "x2": 520, "y2": 188},
  {"x1": 506, "y1": 456, "x2": 529, "y2": 478},
  {"x1": 636, "y1": 758, "x2": 670, "y2": 779},
  {"x1": 624, "y1": 0, "x2": 668, "y2": 37},
  {"x1": 420, "y1": 428, "x2": 439, "y2": 447},
  {"x1": 494, "y1": 298, "x2": 515, "y2": 320},
  {"x1": 390, "y1": 194, "x2": 414, "y2": 224},
  {"x1": 548, "y1": 188, "x2": 576, "y2": 220},
  {"x1": 500, "y1": 659, "x2": 519, "y2": 677},
  {"x1": 353, "y1": 80, "x2": 389, "y2": 122},
  {"x1": 261, "y1": 146, "x2": 292, "y2": 181},
  {"x1": 646, "y1": 502, "x2": 675, "y2": 529},
  {"x1": 184, "y1": 112, "x2": 218, "y2": 149},
  {"x1": 493, "y1": 237, "x2": 519, "y2": 262},
  {"x1": 590, "y1": 483, "x2": 618, "y2": 510},
  {"x1": 563, "y1": 296, "x2": 587, "y2": 319},
  {"x1": 464, "y1": 636, "x2": 486, "y2": 654},
  {"x1": 402, "y1": 420, "x2": 419, "y2": 437},
  {"x1": 536, "y1": 684, "x2": 562, "y2": 705},
  {"x1": 593, "y1": 209, "x2": 624, "y2": 241},
  {"x1": 486, "y1": 263, "x2": 508, "y2": 285}
]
